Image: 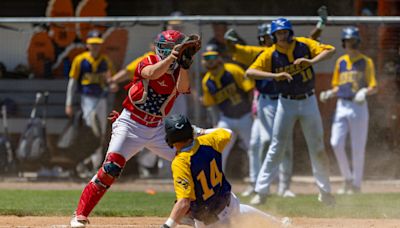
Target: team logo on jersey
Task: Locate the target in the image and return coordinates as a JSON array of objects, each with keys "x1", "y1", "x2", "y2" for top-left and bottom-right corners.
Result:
[
  {"x1": 176, "y1": 178, "x2": 189, "y2": 189},
  {"x1": 157, "y1": 80, "x2": 168, "y2": 87}
]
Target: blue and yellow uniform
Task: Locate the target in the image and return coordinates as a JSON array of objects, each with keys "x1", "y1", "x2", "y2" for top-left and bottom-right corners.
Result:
[
  {"x1": 202, "y1": 63, "x2": 254, "y2": 118},
  {"x1": 69, "y1": 51, "x2": 114, "y2": 96},
  {"x1": 125, "y1": 51, "x2": 155, "y2": 76},
  {"x1": 171, "y1": 128, "x2": 232, "y2": 222},
  {"x1": 250, "y1": 37, "x2": 334, "y2": 96},
  {"x1": 332, "y1": 53, "x2": 377, "y2": 99},
  {"x1": 232, "y1": 44, "x2": 279, "y2": 96}
]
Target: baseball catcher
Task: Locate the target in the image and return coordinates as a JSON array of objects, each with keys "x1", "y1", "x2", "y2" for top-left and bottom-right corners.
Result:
[{"x1": 70, "y1": 29, "x2": 199, "y2": 228}]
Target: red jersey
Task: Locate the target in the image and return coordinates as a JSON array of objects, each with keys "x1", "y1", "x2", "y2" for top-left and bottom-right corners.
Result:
[{"x1": 122, "y1": 55, "x2": 182, "y2": 126}]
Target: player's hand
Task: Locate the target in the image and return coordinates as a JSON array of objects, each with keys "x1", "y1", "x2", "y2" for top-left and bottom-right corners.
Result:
[
  {"x1": 275, "y1": 72, "x2": 293, "y2": 81},
  {"x1": 293, "y1": 58, "x2": 313, "y2": 66},
  {"x1": 317, "y1": 5, "x2": 328, "y2": 24},
  {"x1": 65, "y1": 105, "x2": 74, "y2": 118},
  {"x1": 319, "y1": 89, "x2": 335, "y2": 103},
  {"x1": 353, "y1": 88, "x2": 368, "y2": 104},
  {"x1": 107, "y1": 110, "x2": 120, "y2": 123},
  {"x1": 109, "y1": 81, "x2": 119, "y2": 93},
  {"x1": 169, "y1": 46, "x2": 180, "y2": 60}
]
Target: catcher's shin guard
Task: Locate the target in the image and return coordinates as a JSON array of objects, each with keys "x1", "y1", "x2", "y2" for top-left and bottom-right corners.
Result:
[{"x1": 75, "y1": 152, "x2": 126, "y2": 217}]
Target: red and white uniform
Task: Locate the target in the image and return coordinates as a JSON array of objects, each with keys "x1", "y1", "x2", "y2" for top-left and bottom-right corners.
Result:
[{"x1": 108, "y1": 54, "x2": 183, "y2": 161}]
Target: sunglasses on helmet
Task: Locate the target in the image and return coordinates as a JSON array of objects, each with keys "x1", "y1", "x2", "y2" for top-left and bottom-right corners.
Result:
[{"x1": 203, "y1": 55, "x2": 219, "y2": 61}]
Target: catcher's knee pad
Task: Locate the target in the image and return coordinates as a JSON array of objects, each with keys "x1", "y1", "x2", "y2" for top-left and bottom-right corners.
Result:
[{"x1": 94, "y1": 153, "x2": 126, "y2": 189}]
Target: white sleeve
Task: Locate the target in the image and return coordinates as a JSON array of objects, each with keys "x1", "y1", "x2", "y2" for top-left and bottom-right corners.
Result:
[{"x1": 65, "y1": 78, "x2": 78, "y2": 106}]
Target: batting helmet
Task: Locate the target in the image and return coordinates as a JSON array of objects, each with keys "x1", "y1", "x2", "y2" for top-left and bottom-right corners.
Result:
[
  {"x1": 341, "y1": 26, "x2": 361, "y2": 48},
  {"x1": 164, "y1": 114, "x2": 194, "y2": 148},
  {"x1": 154, "y1": 30, "x2": 186, "y2": 59},
  {"x1": 257, "y1": 23, "x2": 273, "y2": 46},
  {"x1": 270, "y1": 18, "x2": 294, "y2": 43}
]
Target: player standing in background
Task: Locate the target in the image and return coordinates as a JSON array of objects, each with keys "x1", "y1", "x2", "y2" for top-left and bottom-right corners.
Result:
[
  {"x1": 160, "y1": 114, "x2": 288, "y2": 228},
  {"x1": 224, "y1": 5, "x2": 329, "y2": 198},
  {"x1": 66, "y1": 30, "x2": 117, "y2": 136},
  {"x1": 200, "y1": 50, "x2": 254, "y2": 171},
  {"x1": 70, "y1": 29, "x2": 198, "y2": 228},
  {"x1": 246, "y1": 17, "x2": 336, "y2": 206},
  {"x1": 319, "y1": 26, "x2": 377, "y2": 194}
]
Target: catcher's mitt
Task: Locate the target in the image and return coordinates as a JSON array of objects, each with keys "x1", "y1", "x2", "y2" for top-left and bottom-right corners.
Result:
[{"x1": 176, "y1": 34, "x2": 201, "y2": 69}]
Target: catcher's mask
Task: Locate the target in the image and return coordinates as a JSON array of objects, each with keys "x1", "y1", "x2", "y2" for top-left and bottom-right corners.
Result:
[
  {"x1": 257, "y1": 23, "x2": 273, "y2": 46},
  {"x1": 164, "y1": 114, "x2": 194, "y2": 148},
  {"x1": 341, "y1": 26, "x2": 361, "y2": 49},
  {"x1": 270, "y1": 18, "x2": 294, "y2": 43},
  {"x1": 155, "y1": 30, "x2": 186, "y2": 59}
]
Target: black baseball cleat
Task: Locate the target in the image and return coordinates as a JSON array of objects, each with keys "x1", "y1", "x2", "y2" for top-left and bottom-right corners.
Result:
[{"x1": 318, "y1": 191, "x2": 336, "y2": 207}]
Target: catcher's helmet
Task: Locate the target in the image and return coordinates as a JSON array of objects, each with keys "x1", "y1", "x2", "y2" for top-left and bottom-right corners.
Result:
[
  {"x1": 270, "y1": 18, "x2": 294, "y2": 43},
  {"x1": 164, "y1": 114, "x2": 194, "y2": 148},
  {"x1": 155, "y1": 30, "x2": 186, "y2": 59},
  {"x1": 341, "y1": 26, "x2": 361, "y2": 48},
  {"x1": 257, "y1": 23, "x2": 273, "y2": 46}
]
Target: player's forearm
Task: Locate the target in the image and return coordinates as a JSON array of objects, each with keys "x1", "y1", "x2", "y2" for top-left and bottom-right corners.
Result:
[
  {"x1": 111, "y1": 69, "x2": 131, "y2": 84},
  {"x1": 65, "y1": 78, "x2": 77, "y2": 106},
  {"x1": 245, "y1": 68, "x2": 278, "y2": 80},
  {"x1": 309, "y1": 27, "x2": 322, "y2": 41},
  {"x1": 176, "y1": 69, "x2": 190, "y2": 93},
  {"x1": 141, "y1": 56, "x2": 175, "y2": 80},
  {"x1": 367, "y1": 86, "x2": 378, "y2": 95},
  {"x1": 165, "y1": 198, "x2": 190, "y2": 226},
  {"x1": 311, "y1": 48, "x2": 336, "y2": 64}
]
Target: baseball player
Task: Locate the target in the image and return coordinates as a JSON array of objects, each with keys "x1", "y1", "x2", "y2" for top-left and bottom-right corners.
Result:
[
  {"x1": 200, "y1": 50, "x2": 254, "y2": 171},
  {"x1": 66, "y1": 30, "x2": 117, "y2": 135},
  {"x1": 225, "y1": 6, "x2": 329, "y2": 198},
  {"x1": 245, "y1": 18, "x2": 336, "y2": 206},
  {"x1": 70, "y1": 29, "x2": 200, "y2": 228},
  {"x1": 65, "y1": 30, "x2": 117, "y2": 173},
  {"x1": 161, "y1": 114, "x2": 287, "y2": 228},
  {"x1": 320, "y1": 26, "x2": 377, "y2": 194}
]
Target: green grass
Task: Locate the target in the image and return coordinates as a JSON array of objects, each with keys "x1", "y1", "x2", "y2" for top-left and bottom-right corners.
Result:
[
  {"x1": 242, "y1": 193, "x2": 400, "y2": 219},
  {"x1": 0, "y1": 190, "x2": 400, "y2": 219}
]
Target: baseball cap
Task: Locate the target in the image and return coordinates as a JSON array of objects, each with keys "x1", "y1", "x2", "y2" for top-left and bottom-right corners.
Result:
[
  {"x1": 86, "y1": 30, "x2": 104, "y2": 44},
  {"x1": 202, "y1": 51, "x2": 219, "y2": 60}
]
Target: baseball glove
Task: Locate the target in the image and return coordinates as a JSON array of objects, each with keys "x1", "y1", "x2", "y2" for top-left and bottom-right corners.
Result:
[{"x1": 176, "y1": 34, "x2": 201, "y2": 69}]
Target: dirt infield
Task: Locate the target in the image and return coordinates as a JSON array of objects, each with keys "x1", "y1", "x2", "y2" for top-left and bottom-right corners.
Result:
[
  {"x1": 1, "y1": 177, "x2": 400, "y2": 227},
  {"x1": 0, "y1": 216, "x2": 400, "y2": 228}
]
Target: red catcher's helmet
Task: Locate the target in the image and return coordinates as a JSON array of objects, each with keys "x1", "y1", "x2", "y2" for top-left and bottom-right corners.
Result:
[{"x1": 154, "y1": 30, "x2": 186, "y2": 59}]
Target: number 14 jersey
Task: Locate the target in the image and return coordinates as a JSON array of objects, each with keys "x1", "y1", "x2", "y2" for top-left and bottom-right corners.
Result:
[{"x1": 171, "y1": 128, "x2": 232, "y2": 206}]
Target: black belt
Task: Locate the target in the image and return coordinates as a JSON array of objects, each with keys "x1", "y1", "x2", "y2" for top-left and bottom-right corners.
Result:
[
  {"x1": 339, "y1": 97, "x2": 353, "y2": 101},
  {"x1": 281, "y1": 91, "x2": 314, "y2": 100},
  {"x1": 191, "y1": 192, "x2": 231, "y2": 225},
  {"x1": 260, "y1": 94, "x2": 279, "y2": 100}
]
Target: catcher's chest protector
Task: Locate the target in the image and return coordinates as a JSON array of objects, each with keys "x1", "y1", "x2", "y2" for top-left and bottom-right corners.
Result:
[{"x1": 123, "y1": 55, "x2": 180, "y2": 117}]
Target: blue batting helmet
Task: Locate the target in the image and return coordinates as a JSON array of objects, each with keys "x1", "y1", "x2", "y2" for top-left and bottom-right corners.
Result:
[
  {"x1": 341, "y1": 26, "x2": 361, "y2": 48},
  {"x1": 270, "y1": 18, "x2": 294, "y2": 43}
]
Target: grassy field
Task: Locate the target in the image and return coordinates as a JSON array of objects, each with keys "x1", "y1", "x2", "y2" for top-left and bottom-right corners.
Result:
[{"x1": 0, "y1": 189, "x2": 399, "y2": 219}]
